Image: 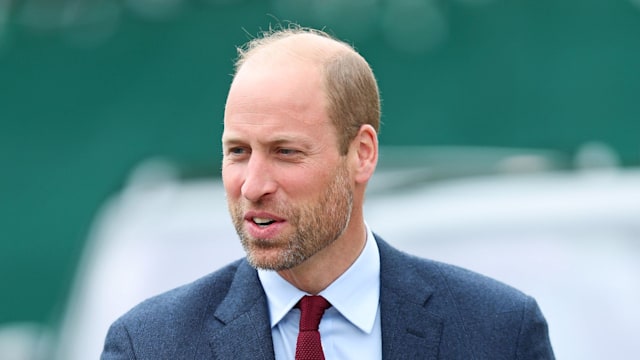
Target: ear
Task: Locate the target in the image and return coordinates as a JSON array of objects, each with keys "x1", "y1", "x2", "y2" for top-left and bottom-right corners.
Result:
[{"x1": 349, "y1": 124, "x2": 378, "y2": 184}]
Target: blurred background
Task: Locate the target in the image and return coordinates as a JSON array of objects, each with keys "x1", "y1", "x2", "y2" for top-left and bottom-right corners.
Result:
[{"x1": 1, "y1": 0, "x2": 639, "y2": 359}]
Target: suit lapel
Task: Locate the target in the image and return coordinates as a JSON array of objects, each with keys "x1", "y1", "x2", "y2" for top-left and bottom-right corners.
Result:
[
  {"x1": 208, "y1": 261, "x2": 275, "y2": 360},
  {"x1": 206, "y1": 237, "x2": 445, "y2": 359},
  {"x1": 377, "y1": 237, "x2": 444, "y2": 360}
]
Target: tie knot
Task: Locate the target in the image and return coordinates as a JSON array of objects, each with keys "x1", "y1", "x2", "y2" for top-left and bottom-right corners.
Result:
[{"x1": 297, "y1": 295, "x2": 331, "y2": 331}]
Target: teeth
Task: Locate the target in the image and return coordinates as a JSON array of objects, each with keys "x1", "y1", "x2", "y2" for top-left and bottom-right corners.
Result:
[{"x1": 253, "y1": 217, "x2": 275, "y2": 225}]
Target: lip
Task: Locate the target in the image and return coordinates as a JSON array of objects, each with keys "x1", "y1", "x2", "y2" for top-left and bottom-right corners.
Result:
[
  {"x1": 244, "y1": 211, "x2": 285, "y2": 222},
  {"x1": 244, "y1": 211, "x2": 286, "y2": 239}
]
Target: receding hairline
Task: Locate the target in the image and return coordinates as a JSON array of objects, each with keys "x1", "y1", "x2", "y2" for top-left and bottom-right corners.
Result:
[
  {"x1": 234, "y1": 30, "x2": 357, "y2": 74},
  {"x1": 230, "y1": 28, "x2": 381, "y2": 153}
]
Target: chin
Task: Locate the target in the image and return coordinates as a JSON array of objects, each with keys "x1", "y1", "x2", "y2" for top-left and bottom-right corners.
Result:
[{"x1": 246, "y1": 249, "x2": 286, "y2": 270}]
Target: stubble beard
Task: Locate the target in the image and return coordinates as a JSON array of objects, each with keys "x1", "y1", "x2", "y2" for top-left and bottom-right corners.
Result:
[{"x1": 229, "y1": 163, "x2": 353, "y2": 271}]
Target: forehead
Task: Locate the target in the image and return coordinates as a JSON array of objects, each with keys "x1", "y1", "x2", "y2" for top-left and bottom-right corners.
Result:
[{"x1": 223, "y1": 55, "x2": 333, "y2": 134}]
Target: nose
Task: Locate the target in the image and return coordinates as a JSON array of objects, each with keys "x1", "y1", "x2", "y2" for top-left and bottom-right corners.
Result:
[{"x1": 241, "y1": 153, "x2": 277, "y2": 202}]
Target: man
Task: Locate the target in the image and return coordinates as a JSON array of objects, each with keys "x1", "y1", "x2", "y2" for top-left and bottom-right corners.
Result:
[{"x1": 102, "y1": 27, "x2": 555, "y2": 359}]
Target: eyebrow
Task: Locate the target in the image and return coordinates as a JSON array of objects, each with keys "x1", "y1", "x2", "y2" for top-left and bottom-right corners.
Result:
[{"x1": 222, "y1": 134, "x2": 315, "y2": 149}]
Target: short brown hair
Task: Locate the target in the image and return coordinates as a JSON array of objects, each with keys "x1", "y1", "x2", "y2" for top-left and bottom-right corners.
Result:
[{"x1": 233, "y1": 26, "x2": 380, "y2": 155}]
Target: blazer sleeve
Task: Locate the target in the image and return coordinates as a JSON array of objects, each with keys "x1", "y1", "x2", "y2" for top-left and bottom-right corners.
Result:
[
  {"x1": 101, "y1": 320, "x2": 136, "y2": 360},
  {"x1": 517, "y1": 297, "x2": 555, "y2": 360}
]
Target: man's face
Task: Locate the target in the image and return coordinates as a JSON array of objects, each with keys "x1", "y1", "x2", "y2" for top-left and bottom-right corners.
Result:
[{"x1": 221, "y1": 58, "x2": 354, "y2": 271}]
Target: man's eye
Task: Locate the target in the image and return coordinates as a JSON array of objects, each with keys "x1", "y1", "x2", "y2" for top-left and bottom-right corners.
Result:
[
  {"x1": 277, "y1": 148, "x2": 299, "y2": 156},
  {"x1": 228, "y1": 147, "x2": 247, "y2": 155}
]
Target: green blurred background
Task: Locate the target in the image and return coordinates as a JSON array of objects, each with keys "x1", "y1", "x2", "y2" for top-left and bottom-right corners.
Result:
[{"x1": 1, "y1": 0, "x2": 639, "y2": 331}]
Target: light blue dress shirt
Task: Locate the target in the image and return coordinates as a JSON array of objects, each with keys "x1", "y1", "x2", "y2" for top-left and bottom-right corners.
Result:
[{"x1": 258, "y1": 226, "x2": 382, "y2": 359}]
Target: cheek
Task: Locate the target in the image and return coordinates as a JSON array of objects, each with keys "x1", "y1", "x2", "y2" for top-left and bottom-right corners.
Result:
[
  {"x1": 221, "y1": 167, "x2": 242, "y2": 197},
  {"x1": 280, "y1": 166, "x2": 333, "y2": 196}
]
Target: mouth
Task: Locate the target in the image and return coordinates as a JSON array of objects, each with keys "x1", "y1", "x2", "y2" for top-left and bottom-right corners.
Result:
[
  {"x1": 244, "y1": 211, "x2": 284, "y2": 227},
  {"x1": 243, "y1": 212, "x2": 286, "y2": 239},
  {"x1": 252, "y1": 217, "x2": 277, "y2": 227}
]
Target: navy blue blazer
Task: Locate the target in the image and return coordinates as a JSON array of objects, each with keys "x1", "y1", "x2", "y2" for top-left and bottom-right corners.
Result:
[{"x1": 102, "y1": 236, "x2": 554, "y2": 359}]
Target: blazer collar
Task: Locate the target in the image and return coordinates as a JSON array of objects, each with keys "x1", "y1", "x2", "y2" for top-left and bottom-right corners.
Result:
[
  {"x1": 207, "y1": 236, "x2": 444, "y2": 360},
  {"x1": 377, "y1": 236, "x2": 444, "y2": 359},
  {"x1": 209, "y1": 260, "x2": 275, "y2": 360}
]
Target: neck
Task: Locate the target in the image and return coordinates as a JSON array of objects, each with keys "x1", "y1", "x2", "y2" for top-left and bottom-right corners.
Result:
[{"x1": 277, "y1": 215, "x2": 367, "y2": 294}]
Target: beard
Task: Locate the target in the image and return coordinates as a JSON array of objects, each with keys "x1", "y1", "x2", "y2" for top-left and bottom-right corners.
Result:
[{"x1": 228, "y1": 162, "x2": 353, "y2": 271}]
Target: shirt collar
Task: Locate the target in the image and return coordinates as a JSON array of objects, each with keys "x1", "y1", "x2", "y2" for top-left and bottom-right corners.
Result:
[{"x1": 258, "y1": 225, "x2": 381, "y2": 334}]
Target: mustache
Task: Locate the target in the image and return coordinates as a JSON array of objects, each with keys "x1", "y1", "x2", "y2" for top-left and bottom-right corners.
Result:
[
  {"x1": 235, "y1": 196, "x2": 291, "y2": 213},
  {"x1": 230, "y1": 197, "x2": 298, "y2": 223}
]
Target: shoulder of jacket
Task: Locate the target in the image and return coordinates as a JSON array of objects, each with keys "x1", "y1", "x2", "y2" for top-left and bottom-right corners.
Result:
[{"x1": 114, "y1": 258, "x2": 246, "y2": 326}]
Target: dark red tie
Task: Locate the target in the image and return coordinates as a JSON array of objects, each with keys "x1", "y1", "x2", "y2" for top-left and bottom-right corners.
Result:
[{"x1": 295, "y1": 295, "x2": 331, "y2": 360}]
